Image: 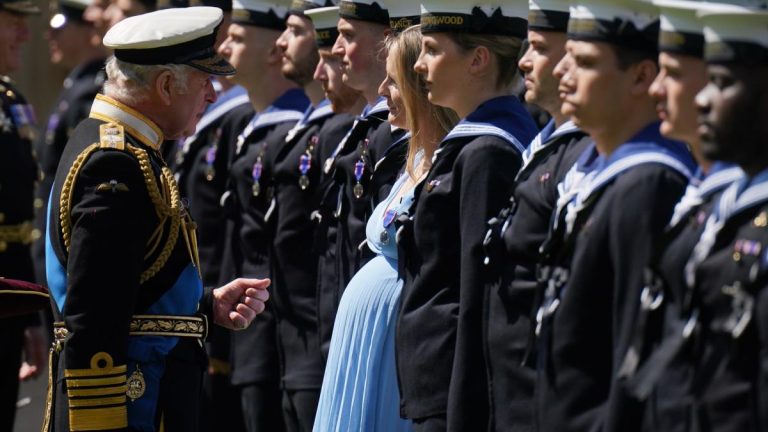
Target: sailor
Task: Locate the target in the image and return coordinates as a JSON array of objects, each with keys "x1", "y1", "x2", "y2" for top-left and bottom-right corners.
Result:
[
  {"x1": 534, "y1": 0, "x2": 696, "y2": 430},
  {"x1": 394, "y1": 0, "x2": 538, "y2": 429},
  {"x1": 617, "y1": 3, "x2": 743, "y2": 430},
  {"x1": 264, "y1": 0, "x2": 372, "y2": 428},
  {"x1": 216, "y1": 0, "x2": 310, "y2": 430},
  {"x1": 482, "y1": 1, "x2": 591, "y2": 430},
  {"x1": 43, "y1": 8, "x2": 270, "y2": 431},
  {"x1": 304, "y1": 5, "x2": 367, "y2": 360},
  {"x1": 632, "y1": 4, "x2": 768, "y2": 431},
  {"x1": 316, "y1": 0, "x2": 406, "y2": 365},
  {"x1": 34, "y1": 0, "x2": 108, "y2": 286},
  {"x1": 0, "y1": 0, "x2": 46, "y2": 430}
]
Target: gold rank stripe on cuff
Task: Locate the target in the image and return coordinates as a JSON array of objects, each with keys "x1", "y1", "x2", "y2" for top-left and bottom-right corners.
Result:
[
  {"x1": 89, "y1": 94, "x2": 164, "y2": 151},
  {"x1": 68, "y1": 384, "x2": 128, "y2": 398},
  {"x1": 69, "y1": 395, "x2": 126, "y2": 408},
  {"x1": 65, "y1": 352, "x2": 128, "y2": 431},
  {"x1": 68, "y1": 405, "x2": 127, "y2": 431}
]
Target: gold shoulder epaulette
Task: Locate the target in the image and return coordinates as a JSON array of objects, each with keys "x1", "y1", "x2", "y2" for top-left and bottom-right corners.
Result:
[{"x1": 99, "y1": 123, "x2": 126, "y2": 150}]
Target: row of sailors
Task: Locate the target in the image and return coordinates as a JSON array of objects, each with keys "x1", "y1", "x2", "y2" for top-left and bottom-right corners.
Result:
[
  {"x1": 170, "y1": 0, "x2": 768, "y2": 430},
  {"x1": 4, "y1": 0, "x2": 764, "y2": 429}
]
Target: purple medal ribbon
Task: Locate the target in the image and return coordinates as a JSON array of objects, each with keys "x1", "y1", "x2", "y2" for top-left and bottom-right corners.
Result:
[
  {"x1": 252, "y1": 160, "x2": 263, "y2": 182},
  {"x1": 382, "y1": 209, "x2": 397, "y2": 228},
  {"x1": 354, "y1": 160, "x2": 365, "y2": 182},
  {"x1": 299, "y1": 154, "x2": 311, "y2": 175},
  {"x1": 206, "y1": 146, "x2": 217, "y2": 165}
]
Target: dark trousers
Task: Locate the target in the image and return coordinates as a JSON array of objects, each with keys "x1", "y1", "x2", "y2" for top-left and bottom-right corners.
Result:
[
  {"x1": 201, "y1": 369, "x2": 246, "y2": 432},
  {"x1": 281, "y1": 389, "x2": 320, "y2": 432},
  {"x1": 413, "y1": 415, "x2": 448, "y2": 432},
  {"x1": 0, "y1": 317, "x2": 24, "y2": 432},
  {"x1": 240, "y1": 382, "x2": 285, "y2": 432}
]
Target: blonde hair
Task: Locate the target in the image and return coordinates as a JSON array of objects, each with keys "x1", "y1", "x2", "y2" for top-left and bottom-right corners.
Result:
[
  {"x1": 103, "y1": 56, "x2": 193, "y2": 104},
  {"x1": 447, "y1": 32, "x2": 524, "y2": 90},
  {"x1": 385, "y1": 25, "x2": 459, "y2": 179}
]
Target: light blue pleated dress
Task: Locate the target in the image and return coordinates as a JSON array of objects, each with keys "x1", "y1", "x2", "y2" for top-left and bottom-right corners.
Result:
[{"x1": 314, "y1": 170, "x2": 415, "y2": 432}]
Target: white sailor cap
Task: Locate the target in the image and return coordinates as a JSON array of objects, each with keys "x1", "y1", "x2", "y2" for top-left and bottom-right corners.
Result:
[
  {"x1": 49, "y1": 0, "x2": 91, "y2": 29},
  {"x1": 304, "y1": 5, "x2": 339, "y2": 45},
  {"x1": 289, "y1": 0, "x2": 335, "y2": 15},
  {"x1": 232, "y1": 0, "x2": 291, "y2": 29},
  {"x1": 528, "y1": 0, "x2": 570, "y2": 32},
  {"x1": 382, "y1": 0, "x2": 420, "y2": 31},
  {"x1": 103, "y1": 6, "x2": 236, "y2": 75},
  {"x1": 419, "y1": 0, "x2": 528, "y2": 36},
  {"x1": 699, "y1": 3, "x2": 768, "y2": 65},
  {"x1": 568, "y1": 0, "x2": 660, "y2": 52},
  {"x1": 652, "y1": 0, "x2": 708, "y2": 57},
  {"x1": 338, "y1": 0, "x2": 388, "y2": 25}
]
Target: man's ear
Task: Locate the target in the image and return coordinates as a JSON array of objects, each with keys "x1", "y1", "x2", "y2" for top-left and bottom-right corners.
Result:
[
  {"x1": 631, "y1": 59, "x2": 659, "y2": 97},
  {"x1": 155, "y1": 70, "x2": 174, "y2": 105}
]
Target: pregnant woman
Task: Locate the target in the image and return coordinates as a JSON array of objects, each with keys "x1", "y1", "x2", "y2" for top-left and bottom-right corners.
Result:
[{"x1": 314, "y1": 25, "x2": 458, "y2": 432}]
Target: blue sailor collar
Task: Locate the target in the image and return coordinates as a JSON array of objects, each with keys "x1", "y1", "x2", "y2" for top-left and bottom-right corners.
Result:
[
  {"x1": 520, "y1": 119, "x2": 581, "y2": 175},
  {"x1": 698, "y1": 162, "x2": 744, "y2": 199},
  {"x1": 685, "y1": 167, "x2": 768, "y2": 289},
  {"x1": 668, "y1": 162, "x2": 744, "y2": 228},
  {"x1": 284, "y1": 99, "x2": 335, "y2": 143},
  {"x1": 183, "y1": 85, "x2": 249, "y2": 147},
  {"x1": 583, "y1": 122, "x2": 694, "y2": 197},
  {"x1": 374, "y1": 131, "x2": 411, "y2": 172},
  {"x1": 442, "y1": 95, "x2": 538, "y2": 155},
  {"x1": 89, "y1": 94, "x2": 164, "y2": 150},
  {"x1": 363, "y1": 96, "x2": 389, "y2": 118},
  {"x1": 251, "y1": 88, "x2": 310, "y2": 129},
  {"x1": 237, "y1": 89, "x2": 309, "y2": 151},
  {"x1": 306, "y1": 99, "x2": 335, "y2": 124},
  {"x1": 563, "y1": 122, "x2": 695, "y2": 234}
]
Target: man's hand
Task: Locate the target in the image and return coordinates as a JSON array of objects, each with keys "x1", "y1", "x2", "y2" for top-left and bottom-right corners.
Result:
[
  {"x1": 19, "y1": 325, "x2": 46, "y2": 381},
  {"x1": 212, "y1": 278, "x2": 270, "y2": 330}
]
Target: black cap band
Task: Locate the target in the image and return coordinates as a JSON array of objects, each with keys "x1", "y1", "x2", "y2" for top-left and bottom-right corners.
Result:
[
  {"x1": 706, "y1": 40, "x2": 768, "y2": 66},
  {"x1": 421, "y1": 7, "x2": 527, "y2": 37},
  {"x1": 390, "y1": 15, "x2": 419, "y2": 32},
  {"x1": 528, "y1": 9, "x2": 569, "y2": 32},
  {"x1": 232, "y1": 7, "x2": 287, "y2": 29},
  {"x1": 315, "y1": 27, "x2": 339, "y2": 46},
  {"x1": 338, "y1": 0, "x2": 388, "y2": 26},
  {"x1": 568, "y1": 17, "x2": 660, "y2": 53},
  {"x1": 659, "y1": 29, "x2": 703, "y2": 58},
  {"x1": 56, "y1": 3, "x2": 87, "y2": 23}
]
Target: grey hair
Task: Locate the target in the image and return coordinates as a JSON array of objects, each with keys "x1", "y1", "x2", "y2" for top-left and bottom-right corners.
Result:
[{"x1": 103, "y1": 56, "x2": 195, "y2": 104}]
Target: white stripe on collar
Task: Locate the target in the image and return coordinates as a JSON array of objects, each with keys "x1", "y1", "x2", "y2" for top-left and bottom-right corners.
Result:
[
  {"x1": 445, "y1": 123, "x2": 526, "y2": 155},
  {"x1": 699, "y1": 166, "x2": 744, "y2": 198},
  {"x1": 668, "y1": 166, "x2": 743, "y2": 228},
  {"x1": 89, "y1": 94, "x2": 164, "y2": 150},
  {"x1": 520, "y1": 120, "x2": 580, "y2": 175},
  {"x1": 308, "y1": 103, "x2": 334, "y2": 123},
  {"x1": 565, "y1": 152, "x2": 693, "y2": 235},
  {"x1": 251, "y1": 110, "x2": 304, "y2": 130},
  {"x1": 184, "y1": 94, "x2": 250, "y2": 147},
  {"x1": 367, "y1": 99, "x2": 389, "y2": 116}
]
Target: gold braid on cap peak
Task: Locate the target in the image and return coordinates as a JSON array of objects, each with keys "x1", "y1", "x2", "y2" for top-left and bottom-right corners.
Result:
[{"x1": 59, "y1": 141, "x2": 193, "y2": 284}]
